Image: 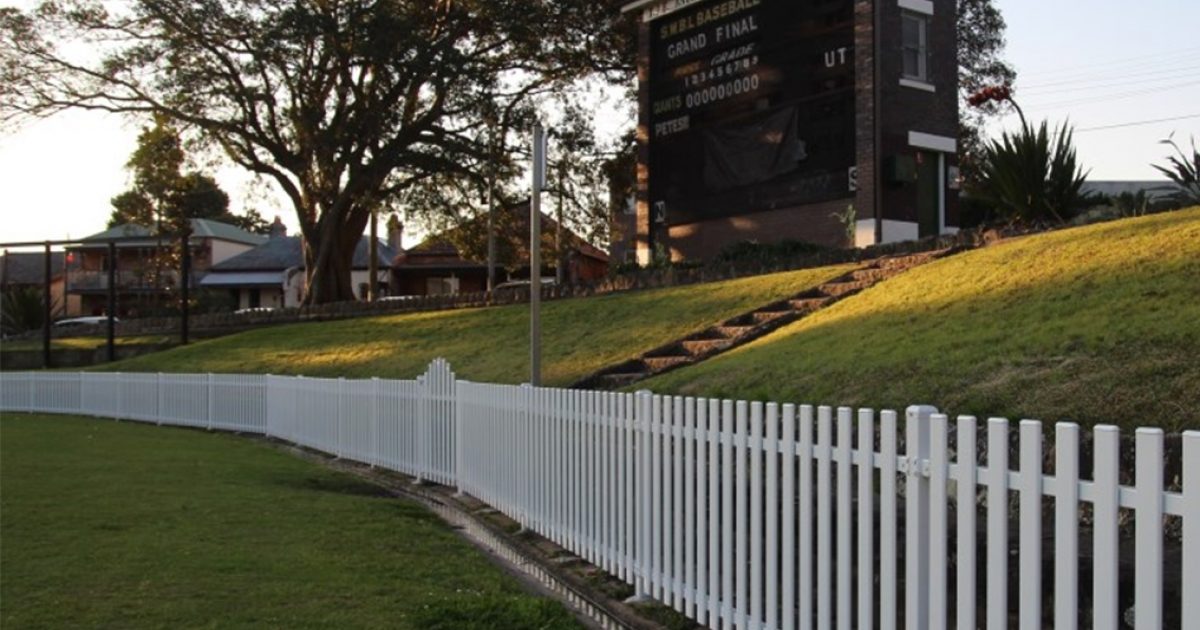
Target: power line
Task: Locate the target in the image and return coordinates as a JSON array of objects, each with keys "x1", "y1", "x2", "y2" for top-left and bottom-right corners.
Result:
[
  {"x1": 1019, "y1": 64, "x2": 1200, "y2": 93},
  {"x1": 1026, "y1": 80, "x2": 1200, "y2": 110},
  {"x1": 1075, "y1": 113, "x2": 1200, "y2": 133},
  {"x1": 1018, "y1": 46, "x2": 1200, "y2": 79}
]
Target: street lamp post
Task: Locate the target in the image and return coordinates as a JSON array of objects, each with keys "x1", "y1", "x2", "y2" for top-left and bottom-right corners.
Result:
[{"x1": 530, "y1": 123, "x2": 547, "y2": 386}]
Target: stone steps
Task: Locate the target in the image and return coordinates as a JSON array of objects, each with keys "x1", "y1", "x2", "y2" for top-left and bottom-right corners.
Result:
[{"x1": 572, "y1": 248, "x2": 955, "y2": 391}]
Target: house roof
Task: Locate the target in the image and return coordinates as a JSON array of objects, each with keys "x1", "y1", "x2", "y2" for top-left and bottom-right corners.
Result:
[
  {"x1": 77, "y1": 219, "x2": 267, "y2": 248},
  {"x1": 1081, "y1": 180, "x2": 1178, "y2": 200},
  {"x1": 0, "y1": 251, "x2": 66, "y2": 285},
  {"x1": 209, "y1": 235, "x2": 397, "y2": 272},
  {"x1": 398, "y1": 205, "x2": 609, "y2": 269},
  {"x1": 199, "y1": 271, "x2": 286, "y2": 287}
]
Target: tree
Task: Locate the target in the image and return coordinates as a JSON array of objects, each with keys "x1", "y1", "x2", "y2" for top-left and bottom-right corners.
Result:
[
  {"x1": 958, "y1": 0, "x2": 1017, "y2": 186},
  {"x1": 107, "y1": 118, "x2": 272, "y2": 234},
  {"x1": 3, "y1": 1, "x2": 633, "y2": 304}
]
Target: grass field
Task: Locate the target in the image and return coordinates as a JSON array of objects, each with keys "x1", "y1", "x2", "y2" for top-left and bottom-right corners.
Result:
[
  {"x1": 640, "y1": 208, "x2": 1200, "y2": 431},
  {"x1": 1, "y1": 335, "x2": 172, "y2": 351},
  {"x1": 102, "y1": 264, "x2": 855, "y2": 385},
  {"x1": 0, "y1": 414, "x2": 580, "y2": 629}
]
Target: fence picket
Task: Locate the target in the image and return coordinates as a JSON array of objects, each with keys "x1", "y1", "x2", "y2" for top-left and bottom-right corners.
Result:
[
  {"x1": 1135, "y1": 429, "x2": 1164, "y2": 630},
  {"x1": 1184, "y1": 432, "x2": 1200, "y2": 626},
  {"x1": 986, "y1": 418, "x2": 1009, "y2": 630},
  {"x1": 1018, "y1": 421, "x2": 1043, "y2": 630},
  {"x1": 956, "y1": 416, "x2": 978, "y2": 630},
  {"x1": 1054, "y1": 423, "x2": 1080, "y2": 630},
  {"x1": 817, "y1": 406, "x2": 832, "y2": 630}
]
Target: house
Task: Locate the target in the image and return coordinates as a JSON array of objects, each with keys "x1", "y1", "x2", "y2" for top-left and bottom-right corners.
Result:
[
  {"x1": 65, "y1": 219, "x2": 266, "y2": 317},
  {"x1": 200, "y1": 218, "x2": 398, "y2": 308},
  {"x1": 392, "y1": 205, "x2": 609, "y2": 296},
  {"x1": 0, "y1": 250, "x2": 70, "y2": 318}
]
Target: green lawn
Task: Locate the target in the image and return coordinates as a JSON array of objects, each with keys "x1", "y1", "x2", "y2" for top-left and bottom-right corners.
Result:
[
  {"x1": 2, "y1": 335, "x2": 173, "y2": 351},
  {"x1": 102, "y1": 264, "x2": 856, "y2": 385},
  {"x1": 640, "y1": 208, "x2": 1200, "y2": 431},
  {"x1": 0, "y1": 414, "x2": 580, "y2": 629}
]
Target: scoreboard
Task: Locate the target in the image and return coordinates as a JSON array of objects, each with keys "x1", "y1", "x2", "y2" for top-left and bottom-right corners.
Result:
[{"x1": 647, "y1": 0, "x2": 856, "y2": 223}]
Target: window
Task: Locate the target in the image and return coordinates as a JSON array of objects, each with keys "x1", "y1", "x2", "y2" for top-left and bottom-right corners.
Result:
[{"x1": 901, "y1": 12, "x2": 929, "y2": 82}]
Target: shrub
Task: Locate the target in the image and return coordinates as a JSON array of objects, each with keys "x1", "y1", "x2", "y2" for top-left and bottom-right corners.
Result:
[
  {"x1": 975, "y1": 119, "x2": 1089, "y2": 225},
  {"x1": 1154, "y1": 134, "x2": 1200, "y2": 207}
]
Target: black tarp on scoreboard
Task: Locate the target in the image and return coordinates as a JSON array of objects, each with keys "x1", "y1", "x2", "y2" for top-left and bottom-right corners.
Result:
[{"x1": 648, "y1": 0, "x2": 856, "y2": 224}]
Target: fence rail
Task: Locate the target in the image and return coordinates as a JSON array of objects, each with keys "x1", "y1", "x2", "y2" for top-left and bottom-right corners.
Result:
[{"x1": 1, "y1": 362, "x2": 1195, "y2": 630}]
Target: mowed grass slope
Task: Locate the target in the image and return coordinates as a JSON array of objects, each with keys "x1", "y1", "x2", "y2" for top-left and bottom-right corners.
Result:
[
  {"x1": 104, "y1": 264, "x2": 856, "y2": 385},
  {"x1": 642, "y1": 208, "x2": 1200, "y2": 431},
  {"x1": 0, "y1": 414, "x2": 580, "y2": 629}
]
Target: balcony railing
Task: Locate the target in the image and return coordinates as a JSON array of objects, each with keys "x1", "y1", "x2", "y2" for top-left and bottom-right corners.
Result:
[{"x1": 66, "y1": 270, "x2": 196, "y2": 293}]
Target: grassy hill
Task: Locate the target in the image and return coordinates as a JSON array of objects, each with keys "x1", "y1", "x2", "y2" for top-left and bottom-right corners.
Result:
[
  {"x1": 101, "y1": 263, "x2": 856, "y2": 386},
  {"x1": 640, "y1": 208, "x2": 1200, "y2": 431}
]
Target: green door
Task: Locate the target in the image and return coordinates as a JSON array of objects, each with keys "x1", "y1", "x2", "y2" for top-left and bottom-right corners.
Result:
[{"x1": 916, "y1": 151, "x2": 940, "y2": 238}]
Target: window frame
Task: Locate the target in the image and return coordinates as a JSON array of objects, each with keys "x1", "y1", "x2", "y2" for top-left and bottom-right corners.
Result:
[{"x1": 900, "y1": 11, "x2": 930, "y2": 84}]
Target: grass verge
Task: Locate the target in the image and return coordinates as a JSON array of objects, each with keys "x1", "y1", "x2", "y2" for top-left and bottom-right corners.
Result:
[
  {"x1": 100, "y1": 264, "x2": 856, "y2": 386},
  {"x1": 0, "y1": 414, "x2": 581, "y2": 629},
  {"x1": 640, "y1": 208, "x2": 1200, "y2": 431}
]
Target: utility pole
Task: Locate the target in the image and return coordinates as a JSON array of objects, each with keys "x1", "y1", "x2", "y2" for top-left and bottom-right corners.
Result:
[
  {"x1": 106, "y1": 241, "x2": 117, "y2": 362},
  {"x1": 486, "y1": 119, "x2": 499, "y2": 292},
  {"x1": 368, "y1": 208, "x2": 378, "y2": 302},
  {"x1": 180, "y1": 229, "x2": 191, "y2": 345},
  {"x1": 42, "y1": 242, "x2": 52, "y2": 369},
  {"x1": 556, "y1": 159, "x2": 565, "y2": 285},
  {"x1": 530, "y1": 123, "x2": 547, "y2": 386}
]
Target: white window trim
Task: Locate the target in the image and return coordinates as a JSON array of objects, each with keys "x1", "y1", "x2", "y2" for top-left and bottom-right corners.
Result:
[
  {"x1": 898, "y1": 0, "x2": 934, "y2": 15},
  {"x1": 908, "y1": 131, "x2": 957, "y2": 153},
  {"x1": 900, "y1": 78, "x2": 936, "y2": 92},
  {"x1": 900, "y1": 12, "x2": 930, "y2": 82}
]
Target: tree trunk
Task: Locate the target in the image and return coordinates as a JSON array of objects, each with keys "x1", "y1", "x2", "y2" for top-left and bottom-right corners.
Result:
[{"x1": 303, "y1": 229, "x2": 356, "y2": 305}]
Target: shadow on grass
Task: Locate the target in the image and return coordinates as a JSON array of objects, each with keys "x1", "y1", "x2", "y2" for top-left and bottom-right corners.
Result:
[{"x1": 643, "y1": 210, "x2": 1200, "y2": 431}]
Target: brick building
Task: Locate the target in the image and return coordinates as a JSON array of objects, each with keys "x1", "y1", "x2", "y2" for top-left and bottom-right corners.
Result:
[{"x1": 621, "y1": 0, "x2": 960, "y2": 262}]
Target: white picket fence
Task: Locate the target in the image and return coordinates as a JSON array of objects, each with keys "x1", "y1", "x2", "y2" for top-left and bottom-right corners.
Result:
[{"x1": 1, "y1": 361, "x2": 1195, "y2": 630}]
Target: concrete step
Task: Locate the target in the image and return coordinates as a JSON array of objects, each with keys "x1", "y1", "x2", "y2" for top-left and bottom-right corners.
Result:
[
  {"x1": 643, "y1": 356, "x2": 694, "y2": 372},
  {"x1": 849, "y1": 267, "x2": 892, "y2": 283},
  {"x1": 715, "y1": 325, "x2": 757, "y2": 339},
  {"x1": 818, "y1": 280, "x2": 871, "y2": 297},
  {"x1": 750, "y1": 310, "x2": 794, "y2": 324},
  {"x1": 788, "y1": 297, "x2": 833, "y2": 312},
  {"x1": 681, "y1": 338, "x2": 735, "y2": 355}
]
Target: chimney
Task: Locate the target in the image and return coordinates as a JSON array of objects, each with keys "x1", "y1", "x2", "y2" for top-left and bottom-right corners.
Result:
[
  {"x1": 387, "y1": 215, "x2": 404, "y2": 252},
  {"x1": 269, "y1": 215, "x2": 287, "y2": 239}
]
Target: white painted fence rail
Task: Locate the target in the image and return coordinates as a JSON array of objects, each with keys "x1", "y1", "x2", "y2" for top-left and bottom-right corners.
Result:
[{"x1": 1, "y1": 361, "x2": 1194, "y2": 629}]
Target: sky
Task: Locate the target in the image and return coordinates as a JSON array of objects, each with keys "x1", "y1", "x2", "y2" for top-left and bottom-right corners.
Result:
[{"x1": 1, "y1": 0, "x2": 1198, "y2": 248}]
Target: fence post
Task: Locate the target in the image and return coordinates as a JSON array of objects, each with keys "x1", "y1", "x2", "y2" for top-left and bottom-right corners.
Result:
[
  {"x1": 905, "y1": 404, "x2": 936, "y2": 630},
  {"x1": 116, "y1": 373, "x2": 124, "y2": 421},
  {"x1": 206, "y1": 374, "x2": 214, "y2": 431},
  {"x1": 336, "y1": 377, "x2": 345, "y2": 459},
  {"x1": 372, "y1": 377, "x2": 380, "y2": 469},
  {"x1": 629, "y1": 389, "x2": 653, "y2": 603},
  {"x1": 455, "y1": 380, "x2": 470, "y2": 496},
  {"x1": 156, "y1": 372, "x2": 163, "y2": 425},
  {"x1": 414, "y1": 374, "x2": 427, "y2": 485}
]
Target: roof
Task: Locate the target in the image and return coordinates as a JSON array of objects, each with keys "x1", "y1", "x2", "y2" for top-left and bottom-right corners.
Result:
[
  {"x1": 399, "y1": 205, "x2": 609, "y2": 269},
  {"x1": 77, "y1": 219, "x2": 267, "y2": 248},
  {"x1": 199, "y1": 271, "x2": 285, "y2": 287},
  {"x1": 209, "y1": 236, "x2": 397, "y2": 272},
  {"x1": 1082, "y1": 181, "x2": 1178, "y2": 200},
  {"x1": 0, "y1": 251, "x2": 66, "y2": 285}
]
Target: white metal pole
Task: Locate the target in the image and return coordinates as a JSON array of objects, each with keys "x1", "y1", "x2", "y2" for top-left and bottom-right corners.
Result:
[{"x1": 530, "y1": 123, "x2": 546, "y2": 386}]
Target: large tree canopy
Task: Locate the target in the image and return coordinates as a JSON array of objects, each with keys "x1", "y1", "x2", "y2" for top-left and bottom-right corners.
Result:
[{"x1": 2, "y1": 0, "x2": 634, "y2": 303}]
